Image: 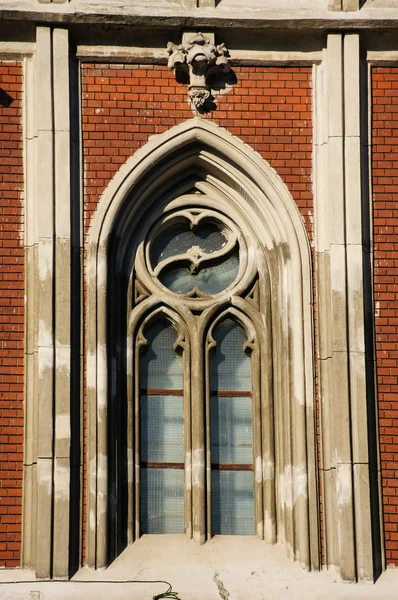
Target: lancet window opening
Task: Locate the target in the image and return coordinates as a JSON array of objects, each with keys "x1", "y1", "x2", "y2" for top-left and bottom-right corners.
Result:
[{"x1": 127, "y1": 193, "x2": 272, "y2": 542}]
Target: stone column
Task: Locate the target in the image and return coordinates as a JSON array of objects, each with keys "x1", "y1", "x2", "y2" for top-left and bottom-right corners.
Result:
[
  {"x1": 314, "y1": 32, "x2": 377, "y2": 582},
  {"x1": 23, "y1": 26, "x2": 73, "y2": 580}
]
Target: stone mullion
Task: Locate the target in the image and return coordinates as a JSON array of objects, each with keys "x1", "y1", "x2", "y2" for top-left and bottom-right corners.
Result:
[
  {"x1": 126, "y1": 279, "x2": 134, "y2": 546},
  {"x1": 259, "y1": 280, "x2": 276, "y2": 546},
  {"x1": 191, "y1": 320, "x2": 206, "y2": 544},
  {"x1": 251, "y1": 336, "x2": 263, "y2": 541},
  {"x1": 183, "y1": 331, "x2": 192, "y2": 540}
]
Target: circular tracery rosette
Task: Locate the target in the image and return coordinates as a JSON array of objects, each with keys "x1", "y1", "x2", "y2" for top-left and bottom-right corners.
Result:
[{"x1": 136, "y1": 205, "x2": 256, "y2": 307}]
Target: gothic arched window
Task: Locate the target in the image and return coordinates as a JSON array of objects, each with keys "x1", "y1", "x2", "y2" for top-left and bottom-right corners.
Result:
[
  {"x1": 127, "y1": 196, "x2": 272, "y2": 543},
  {"x1": 86, "y1": 120, "x2": 318, "y2": 572}
]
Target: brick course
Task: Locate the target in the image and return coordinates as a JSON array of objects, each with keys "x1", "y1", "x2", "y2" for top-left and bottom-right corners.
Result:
[
  {"x1": 0, "y1": 61, "x2": 24, "y2": 568},
  {"x1": 81, "y1": 64, "x2": 315, "y2": 562},
  {"x1": 372, "y1": 66, "x2": 398, "y2": 565}
]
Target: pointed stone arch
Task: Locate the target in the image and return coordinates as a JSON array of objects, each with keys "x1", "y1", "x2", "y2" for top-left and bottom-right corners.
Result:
[{"x1": 86, "y1": 118, "x2": 318, "y2": 570}]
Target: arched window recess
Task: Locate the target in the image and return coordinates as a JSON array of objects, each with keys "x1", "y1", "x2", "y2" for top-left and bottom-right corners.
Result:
[
  {"x1": 204, "y1": 308, "x2": 275, "y2": 543},
  {"x1": 86, "y1": 119, "x2": 318, "y2": 572},
  {"x1": 125, "y1": 199, "x2": 275, "y2": 545},
  {"x1": 127, "y1": 306, "x2": 192, "y2": 542}
]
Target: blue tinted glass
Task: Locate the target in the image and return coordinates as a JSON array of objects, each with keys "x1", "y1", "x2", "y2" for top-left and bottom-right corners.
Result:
[
  {"x1": 210, "y1": 318, "x2": 251, "y2": 391},
  {"x1": 151, "y1": 222, "x2": 226, "y2": 267},
  {"x1": 159, "y1": 249, "x2": 239, "y2": 295},
  {"x1": 140, "y1": 320, "x2": 183, "y2": 389},
  {"x1": 140, "y1": 395, "x2": 184, "y2": 463},
  {"x1": 210, "y1": 396, "x2": 252, "y2": 465},
  {"x1": 139, "y1": 319, "x2": 184, "y2": 534},
  {"x1": 210, "y1": 318, "x2": 254, "y2": 535},
  {"x1": 140, "y1": 468, "x2": 184, "y2": 534},
  {"x1": 211, "y1": 471, "x2": 255, "y2": 535}
]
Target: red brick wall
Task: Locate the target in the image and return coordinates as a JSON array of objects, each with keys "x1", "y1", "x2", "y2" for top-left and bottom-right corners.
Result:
[
  {"x1": 81, "y1": 64, "x2": 315, "y2": 561},
  {"x1": 0, "y1": 61, "x2": 24, "y2": 567},
  {"x1": 372, "y1": 66, "x2": 398, "y2": 566}
]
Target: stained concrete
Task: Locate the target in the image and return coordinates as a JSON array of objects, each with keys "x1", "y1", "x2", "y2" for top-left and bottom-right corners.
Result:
[{"x1": 1, "y1": 536, "x2": 398, "y2": 600}]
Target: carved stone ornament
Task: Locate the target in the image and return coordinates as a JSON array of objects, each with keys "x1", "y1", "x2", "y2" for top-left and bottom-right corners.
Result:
[{"x1": 167, "y1": 33, "x2": 231, "y2": 111}]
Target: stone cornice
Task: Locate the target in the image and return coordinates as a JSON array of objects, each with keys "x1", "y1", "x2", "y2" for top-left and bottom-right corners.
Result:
[{"x1": 2, "y1": 5, "x2": 398, "y2": 29}]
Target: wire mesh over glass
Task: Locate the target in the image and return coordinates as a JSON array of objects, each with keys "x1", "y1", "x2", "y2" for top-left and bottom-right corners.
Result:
[
  {"x1": 211, "y1": 471, "x2": 255, "y2": 535},
  {"x1": 150, "y1": 219, "x2": 240, "y2": 295},
  {"x1": 139, "y1": 318, "x2": 184, "y2": 534},
  {"x1": 160, "y1": 250, "x2": 239, "y2": 296},
  {"x1": 140, "y1": 469, "x2": 184, "y2": 534},
  {"x1": 140, "y1": 320, "x2": 183, "y2": 390},
  {"x1": 151, "y1": 222, "x2": 227, "y2": 265},
  {"x1": 209, "y1": 318, "x2": 255, "y2": 535}
]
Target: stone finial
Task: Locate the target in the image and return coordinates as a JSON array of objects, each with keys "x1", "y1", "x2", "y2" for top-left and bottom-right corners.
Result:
[{"x1": 167, "y1": 32, "x2": 231, "y2": 111}]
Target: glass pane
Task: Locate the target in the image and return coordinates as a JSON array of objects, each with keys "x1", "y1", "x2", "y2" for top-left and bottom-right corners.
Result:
[
  {"x1": 210, "y1": 396, "x2": 252, "y2": 464},
  {"x1": 210, "y1": 318, "x2": 251, "y2": 391},
  {"x1": 210, "y1": 318, "x2": 254, "y2": 535},
  {"x1": 140, "y1": 468, "x2": 184, "y2": 534},
  {"x1": 151, "y1": 222, "x2": 227, "y2": 267},
  {"x1": 159, "y1": 249, "x2": 239, "y2": 295},
  {"x1": 211, "y1": 471, "x2": 255, "y2": 535},
  {"x1": 141, "y1": 395, "x2": 184, "y2": 463},
  {"x1": 140, "y1": 319, "x2": 183, "y2": 390},
  {"x1": 139, "y1": 318, "x2": 184, "y2": 534}
]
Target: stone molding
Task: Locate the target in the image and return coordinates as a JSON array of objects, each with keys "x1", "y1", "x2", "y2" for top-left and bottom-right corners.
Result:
[
  {"x1": 167, "y1": 32, "x2": 231, "y2": 110},
  {"x1": 5, "y1": 3, "x2": 398, "y2": 29},
  {"x1": 75, "y1": 45, "x2": 323, "y2": 65},
  {"x1": 0, "y1": 41, "x2": 35, "y2": 58},
  {"x1": 367, "y1": 50, "x2": 398, "y2": 62}
]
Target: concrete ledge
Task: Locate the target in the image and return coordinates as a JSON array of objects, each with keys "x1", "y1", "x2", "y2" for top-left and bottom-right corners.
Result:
[
  {"x1": 1, "y1": 538, "x2": 398, "y2": 599},
  {"x1": 0, "y1": 41, "x2": 35, "y2": 56},
  {"x1": 76, "y1": 45, "x2": 323, "y2": 64}
]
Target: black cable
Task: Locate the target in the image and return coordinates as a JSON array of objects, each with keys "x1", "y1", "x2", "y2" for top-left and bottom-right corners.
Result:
[{"x1": 0, "y1": 578, "x2": 181, "y2": 600}]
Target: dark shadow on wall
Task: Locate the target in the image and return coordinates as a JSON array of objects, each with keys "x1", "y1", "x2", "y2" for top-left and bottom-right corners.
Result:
[
  {"x1": 68, "y1": 46, "x2": 82, "y2": 579},
  {"x1": 360, "y1": 56, "x2": 383, "y2": 583},
  {"x1": 107, "y1": 244, "x2": 129, "y2": 563},
  {"x1": 198, "y1": 70, "x2": 237, "y2": 114},
  {"x1": 0, "y1": 88, "x2": 13, "y2": 107},
  {"x1": 207, "y1": 69, "x2": 237, "y2": 92}
]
